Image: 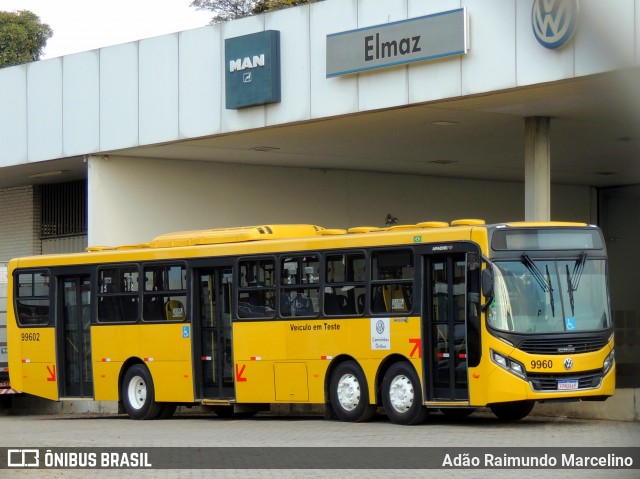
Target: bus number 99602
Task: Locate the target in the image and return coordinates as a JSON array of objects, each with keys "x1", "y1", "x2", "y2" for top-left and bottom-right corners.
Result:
[{"x1": 21, "y1": 332, "x2": 40, "y2": 342}]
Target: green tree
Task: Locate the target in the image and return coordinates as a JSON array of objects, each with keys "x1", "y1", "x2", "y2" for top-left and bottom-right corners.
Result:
[
  {"x1": 0, "y1": 10, "x2": 53, "y2": 68},
  {"x1": 191, "y1": 0, "x2": 317, "y2": 24}
]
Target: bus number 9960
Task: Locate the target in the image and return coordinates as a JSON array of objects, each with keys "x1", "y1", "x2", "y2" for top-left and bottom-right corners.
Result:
[{"x1": 531, "y1": 359, "x2": 552, "y2": 369}]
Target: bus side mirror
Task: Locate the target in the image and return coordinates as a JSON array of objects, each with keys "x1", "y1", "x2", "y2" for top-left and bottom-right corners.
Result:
[{"x1": 481, "y1": 268, "x2": 493, "y2": 299}]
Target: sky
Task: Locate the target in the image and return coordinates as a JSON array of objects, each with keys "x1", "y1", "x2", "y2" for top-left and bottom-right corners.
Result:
[{"x1": 1, "y1": 0, "x2": 215, "y2": 59}]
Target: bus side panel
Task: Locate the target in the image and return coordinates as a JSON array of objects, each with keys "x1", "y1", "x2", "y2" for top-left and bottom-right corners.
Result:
[
  {"x1": 92, "y1": 360, "x2": 121, "y2": 401},
  {"x1": 467, "y1": 366, "x2": 485, "y2": 405},
  {"x1": 10, "y1": 327, "x2": 59, "y2": 401},
  {"x1": 233, "y1": 321, "x2": 285, "y2": 403},
  {"x1": 91, "y1": 325, "x2": 140, "y2": 401},
  {"x1": 91, "y1": 323, "x2": 194, "y2": 403},
  {"x1": 137, "y1": 323, "x2": 194, "y2": 402},
  {"x1": 233, "y1": 317, "x2": 422, "y2": 405}
]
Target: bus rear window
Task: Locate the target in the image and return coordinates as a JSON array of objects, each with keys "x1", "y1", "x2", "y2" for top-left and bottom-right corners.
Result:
[{"x1": 16, "y1": 271, "x2": 50, "y2": 326}]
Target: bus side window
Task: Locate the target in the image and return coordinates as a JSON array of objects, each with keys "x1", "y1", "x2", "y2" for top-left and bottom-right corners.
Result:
[
  {"x1": 237, "y1": 258, "x2": 276, "y2": 319},
  {"x1": 279, "y1": 255, "x2": 319, "y2": 318},
  {"x1": 142, "y1": 264, "x2": 187, "y2": 322},
  {"x1": 324, "y1": 253, "x2": 365, "y2": 316},
  {"x1": 15, "y1": 272, "x2": 50, "y2": 326},
  {"x1": 97, "y1": 266, "x2": 140, "y2": 323},
  {"x1": 370, "y1": 249, "x2": 414, "y2": 314}
]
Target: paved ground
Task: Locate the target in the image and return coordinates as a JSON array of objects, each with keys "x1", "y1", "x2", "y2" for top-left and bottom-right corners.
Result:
[{"x1": 0, "y1": 408, "x2": 638, "y2": 478}]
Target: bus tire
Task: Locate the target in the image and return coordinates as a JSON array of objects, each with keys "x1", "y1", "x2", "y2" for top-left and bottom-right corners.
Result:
[
  {"x1": 122, "y1": 364, "x2": 162, "y2": 420},
  {"x1": 329, "y1": 361, "x2": 375, "y2": 423},
  {"x1": 489, "y1": 401, "x2": 534, "y2": 421},
  {"x1": 381, "y1": 362, "x2": 427, "y2": 425}
]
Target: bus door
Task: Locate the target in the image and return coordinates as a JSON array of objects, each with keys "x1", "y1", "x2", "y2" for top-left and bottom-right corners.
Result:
[
  {"x1": 58, "y1": 275, "x2": 93, "y2": 398},
  {"x1": 195, "y1": 267, "x2": 235, "y2": 399},
  {"x1": 423, "y1": 250, "x2": 480, "y2": 402}
]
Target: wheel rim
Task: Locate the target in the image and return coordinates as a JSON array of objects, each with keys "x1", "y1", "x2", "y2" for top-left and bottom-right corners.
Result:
[
  {"x1": 336, "y1": 373, "x2": 361, "y2": 411},
  {"x1": 388, "y1": 374, "x2": 415, "y2": 413},
  {"x1": 127, "y1": 375, "x2": 147, "y2": 410}
]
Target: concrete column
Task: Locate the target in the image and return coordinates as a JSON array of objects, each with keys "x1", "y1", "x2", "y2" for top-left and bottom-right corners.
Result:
[{"x1": 524, "y1": 116, "x2": 551, "y2": 221}]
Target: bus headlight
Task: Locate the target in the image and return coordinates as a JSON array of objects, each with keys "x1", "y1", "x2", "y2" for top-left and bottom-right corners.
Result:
[
  {"x1": 490, "y1": 349, "x2": 527, "y2": 380},
  {"x1": 603, "y1": 349, "x2": 615, "y2": 375}
]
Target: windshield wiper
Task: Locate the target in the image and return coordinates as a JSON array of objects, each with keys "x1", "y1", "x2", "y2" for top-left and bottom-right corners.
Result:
[
  {"x1": 566, "y1": 264, "x2": 575, "y2": 316},
  {"x1": 521, "y1": 253, "x2": 555, "y2": 317},
  {"x1": 566, "y1": 252, "x2": 586, "y2": 317}
]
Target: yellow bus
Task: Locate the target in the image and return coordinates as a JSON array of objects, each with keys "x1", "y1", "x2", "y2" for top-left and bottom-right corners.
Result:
[{"x1": 7, "y1": 220, "x2": 614, "y2": 424}]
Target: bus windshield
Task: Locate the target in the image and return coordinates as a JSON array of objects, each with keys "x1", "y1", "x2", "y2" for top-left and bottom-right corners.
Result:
[{"x1": 487, "y1": 257, "x2": 611, "y2": 333}]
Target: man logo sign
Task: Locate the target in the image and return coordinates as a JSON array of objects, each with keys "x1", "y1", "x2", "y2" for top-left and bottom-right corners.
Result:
[
  {"x1": 225, "y1": 31, "x2": 280, "y2": 109},
  {"x1": 532, "y1": 0, "x2": 578, "y2": 49}
]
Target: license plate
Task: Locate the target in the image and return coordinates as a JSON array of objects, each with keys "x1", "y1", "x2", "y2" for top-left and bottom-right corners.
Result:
[
  {"x1": 558, "y1": 379, "x2": 579, "y2": 390},
  {"x1": 0, "y1": 381, "x2": 10, "y2": 388}
]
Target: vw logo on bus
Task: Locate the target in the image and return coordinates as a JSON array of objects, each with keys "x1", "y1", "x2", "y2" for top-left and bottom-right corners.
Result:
[
  {"x1": 532, "y1": 0, "x2": 578, "y2": 49},
  {"x1": 564, "y1": 358, "x2": 574, "y2": 370}
]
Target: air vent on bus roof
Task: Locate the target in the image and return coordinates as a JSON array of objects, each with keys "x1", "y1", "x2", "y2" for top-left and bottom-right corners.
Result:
[
  {"x1": 384, "y1": 224, "x2": 419, "y2": 231},
  {"x1": 451, "y1": 219, "x2": 485, "y2": 226},
  {"x1": 347, "y1": 226, "x2": 383, "y2": 234},
  {"x1": 317, "y1": 229, "x2": 347, "y2": 236},
  {"x1": 417, "y1": 221, "x2": 449, "y2": 228},
  {"x1": 149, "y1": 224, "x2": 324, "y2": 248}
]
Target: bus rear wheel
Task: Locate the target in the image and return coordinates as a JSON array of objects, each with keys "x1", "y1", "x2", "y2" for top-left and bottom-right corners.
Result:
[
  {"x1": 489, "y1": 401, "x2": 534, "y2": 421},
  {"x1": 122, "y1": 364, "x2": 162, "y2": 420},
  {"x1": 329, "y1": 361, "x2": 375, "y2": 422},
  {"x1": 381, "y1": 362, "x2": 427, "y2": 425}
]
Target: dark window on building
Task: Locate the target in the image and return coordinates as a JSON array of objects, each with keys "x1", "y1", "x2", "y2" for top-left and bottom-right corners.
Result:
[{"x1": 41, "y1": 180, "x2": 87, "y2": 238}]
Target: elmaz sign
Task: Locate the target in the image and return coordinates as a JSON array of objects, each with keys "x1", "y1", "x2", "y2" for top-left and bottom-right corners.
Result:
[
  {"x1": 326, "y1": 8, "x2": 468, "y2": 78},
  {"x1": 225, "y1": 30, "x2": 281, "y2": 109}
]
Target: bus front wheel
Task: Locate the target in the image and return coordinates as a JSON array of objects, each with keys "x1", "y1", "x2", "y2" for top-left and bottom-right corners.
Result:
[
  {"x1": 122, "y1": 364, "x2": 162, "y2": 420},
  {"x1": 489, "y1": 401, "x2": 534, "y2": 421},
  {"x1": 329, "y1": 361, "x2": 375, "y2": 422},
  {"x1": 381, "y1": 362, "x2": 427, "y2": 425}
]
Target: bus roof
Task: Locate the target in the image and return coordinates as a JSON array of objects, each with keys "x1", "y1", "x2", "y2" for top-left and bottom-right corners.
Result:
[{"x1": 10, "y1": 219, "x2": 592, "y2": 268}]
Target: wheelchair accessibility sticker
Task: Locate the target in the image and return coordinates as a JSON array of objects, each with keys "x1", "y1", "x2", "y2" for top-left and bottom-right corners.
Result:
[
  {"x1": 183, "y1": 326, "x2": 190, "y2": 338},
  {"x1": 565, "y1": 317, "x2": 576, "y2": 331}
]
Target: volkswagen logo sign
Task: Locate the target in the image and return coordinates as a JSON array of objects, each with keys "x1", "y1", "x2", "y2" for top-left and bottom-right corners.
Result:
[
  {"x1": 564, "y1": 358, "x2": 574, "y2": 370},
  {"x1": 532, "y1": 0, "x2": 578, "y2": 49},
  {"x1": 376, "y1": 320, "x2": 385, "y2": 334}
]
